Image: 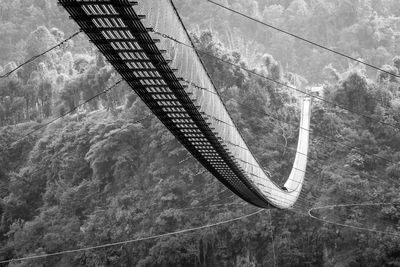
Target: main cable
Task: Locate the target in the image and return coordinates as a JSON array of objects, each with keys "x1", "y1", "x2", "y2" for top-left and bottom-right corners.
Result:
[{"x1": 206, "y1": 0, "x2": 400, "y2": 79}]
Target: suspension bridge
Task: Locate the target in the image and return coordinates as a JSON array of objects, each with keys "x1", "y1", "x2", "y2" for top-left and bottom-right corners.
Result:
[
  {"x1": 58, "y1": 0, "x2": 311, "y2": 209},
  {"x1": 2, "y1": 0, "x2": 400, "y2": 264}
]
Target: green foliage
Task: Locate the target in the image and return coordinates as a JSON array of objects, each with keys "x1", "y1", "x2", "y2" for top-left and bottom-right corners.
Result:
[
  {"x1": 1, "y1": 2, "x2": 400, "y2": 266},
  {"x1": 0, "y1": 24, "x2": 120, "y2": 127},
  {"x1": 336, "y1": 71, "x2": 376, "y2": 113}
]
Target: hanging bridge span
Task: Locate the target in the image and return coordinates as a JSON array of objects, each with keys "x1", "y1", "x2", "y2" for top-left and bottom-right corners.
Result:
[{"x1": 58, "y1": 0, "x2": 311, "y2": 209}]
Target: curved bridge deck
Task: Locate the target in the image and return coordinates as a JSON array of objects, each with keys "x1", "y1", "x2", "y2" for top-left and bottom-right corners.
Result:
[{"x1": 59, "y1": 0, "x2": 311, "y2": 209}]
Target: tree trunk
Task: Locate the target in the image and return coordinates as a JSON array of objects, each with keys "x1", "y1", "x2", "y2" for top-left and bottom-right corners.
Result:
[{"x1": 25, "y1": 98, "x2": 29, "y2": 121}]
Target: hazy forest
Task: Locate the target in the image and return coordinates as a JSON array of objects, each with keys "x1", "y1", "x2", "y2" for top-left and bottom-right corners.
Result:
[{"x1": 1, "y1": 0, "x2": 400, "y2": 266}]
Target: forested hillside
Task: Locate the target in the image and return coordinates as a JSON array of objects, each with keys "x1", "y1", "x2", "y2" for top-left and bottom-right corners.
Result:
[
  {"x1": 174, "y1": 0, "x2": 400, "y2": 84},
  {"x1": 1, "y1": 0, "x2": 400, "y2": 266}
]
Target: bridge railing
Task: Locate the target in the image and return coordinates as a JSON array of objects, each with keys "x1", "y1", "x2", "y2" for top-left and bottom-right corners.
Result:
[{"x1": 134, "y1": 0, "x2": 310, "y2": 208}]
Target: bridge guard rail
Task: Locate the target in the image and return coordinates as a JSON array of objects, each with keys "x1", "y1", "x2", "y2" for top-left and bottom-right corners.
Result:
[{"x1": 59, "y1": 0, "x2": 311, "y2": 209}]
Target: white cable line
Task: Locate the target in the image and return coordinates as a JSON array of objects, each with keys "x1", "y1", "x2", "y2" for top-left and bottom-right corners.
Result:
[
  {"x1": 308, "y1": 202, "x2": 400, "y2": 236},
  {"x1": 0, "y1": 209, "x2": 264, "y2": 264}
]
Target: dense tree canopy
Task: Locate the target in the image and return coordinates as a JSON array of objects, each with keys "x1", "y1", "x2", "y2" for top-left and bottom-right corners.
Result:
[
  {"x1": 175, "y1": 0, "x2": 400, "y2": 84},
  {"x1": 0, "y1": 0, "x2": 400, "y2": 266}
]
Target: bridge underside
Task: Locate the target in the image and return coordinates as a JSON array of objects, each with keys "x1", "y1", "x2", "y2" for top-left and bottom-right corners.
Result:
[{"x1": 59, "y1": 0, "x2": 310, "y2": 209}]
